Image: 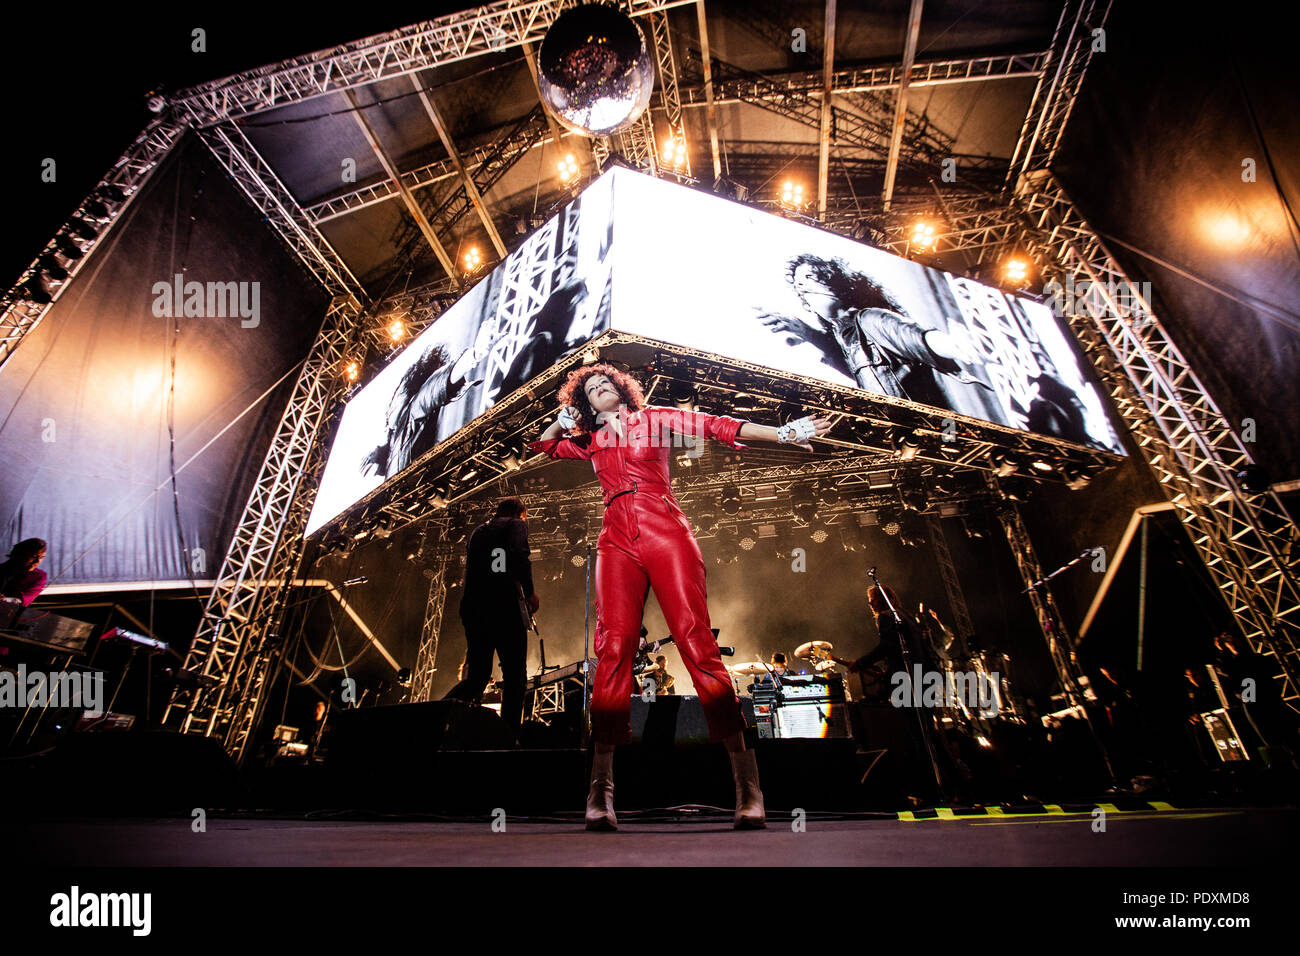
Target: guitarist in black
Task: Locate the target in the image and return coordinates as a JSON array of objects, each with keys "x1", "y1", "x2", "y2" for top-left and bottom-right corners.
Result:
[{"x1": 444, "y1": 497, "x2": 539, "y2": 744}]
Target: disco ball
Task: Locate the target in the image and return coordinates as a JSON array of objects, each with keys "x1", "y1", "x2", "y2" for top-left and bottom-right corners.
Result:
[{"x1": 538, "y1": 3, "x2": 655, "y2": 136}]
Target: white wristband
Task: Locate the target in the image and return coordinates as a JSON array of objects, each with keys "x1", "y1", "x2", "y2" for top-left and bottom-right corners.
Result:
[{"x1": 558, "y1": 407, "x2": 577, "y2": 430}]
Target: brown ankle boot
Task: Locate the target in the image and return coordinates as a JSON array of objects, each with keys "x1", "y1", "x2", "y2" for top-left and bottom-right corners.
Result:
[
  {"x1": 729, "y1": 748, "x2": 766, "y2": 829},
  {"x1": 585, "y1": 748, "x2": 617, "y2": 831}
]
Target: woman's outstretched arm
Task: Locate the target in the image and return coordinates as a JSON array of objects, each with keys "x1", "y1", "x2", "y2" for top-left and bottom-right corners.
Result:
[{"x1": 737, "y1": 417, "x2": 832, "y2": 451}]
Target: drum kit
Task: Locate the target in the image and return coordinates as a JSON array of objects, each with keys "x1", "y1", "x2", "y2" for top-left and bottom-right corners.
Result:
[{"x1": 725, "y1": 641, "x2": 854, "y2": 697}]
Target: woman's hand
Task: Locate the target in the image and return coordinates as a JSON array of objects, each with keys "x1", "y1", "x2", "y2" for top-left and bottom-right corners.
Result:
[
  {"x1": 777, "y1": 414, "x2": 833, "y2": 452},
  {"x1": 557, "y1": 405, "x2": 579, "y2": 430}
]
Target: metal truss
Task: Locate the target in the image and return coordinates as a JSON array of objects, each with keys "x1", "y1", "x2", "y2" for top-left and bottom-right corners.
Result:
[
  {"x1": 169, "y1": 0, "x2": 697, "y2": 126},
  {"x1": 1, "y1": 114, "x2": 188, "y2": 371},
  {"x1": 196, "y1": 123, "x2": 365, "y2": 300},
  {"x1": 926, "y1": 514, "x2": 975, "y2": 642},
  {"x1": 408, "y1": 557, "x2": 450, "y2": 703},
  {"x1": 988, "y1": 477, "x2": 1089, "y2": 705},
  {"x1": 325, "y1": 327, "x2": 1117, "y2": 557},
  {"x1": 163, "y1": 295, "x2": 365, "y2": 760},
  {"x1": 647, "y1": 8, "x2": 689, "y2": 176},
  {"x1": 671, "y1": 51, "x2": 1047, "y2": 109},
  {"x1": 1005, "y1": 0, "x2": 1110, "y2": 190},
  {"x1": 1010, "y1": 171, "x2": 1300, "y2": 711},
  {"x1": 387, "y1": 106, "x2": 553, "y2": 281},
  {"x1": 678, "y1": 46, "x2": 956, "y2": 167}
]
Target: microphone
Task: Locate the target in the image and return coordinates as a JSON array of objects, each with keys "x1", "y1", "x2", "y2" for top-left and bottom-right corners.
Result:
[
  {"x1": 343, "y1": 576, "x2": 368, "y2": 586},
  {"x1": 718, "y1": 646, "x2": 736, "y2": 656}
]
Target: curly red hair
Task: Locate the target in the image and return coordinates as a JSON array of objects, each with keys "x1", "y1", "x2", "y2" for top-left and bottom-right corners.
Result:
[{"x1": 557, "y1": 363, "x2": 647, "y2": 435}]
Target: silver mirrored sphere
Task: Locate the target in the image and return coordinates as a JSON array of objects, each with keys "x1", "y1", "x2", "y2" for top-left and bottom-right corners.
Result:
[{"x1": 538, "y1": 4, "x2": 654, "y2": 137}]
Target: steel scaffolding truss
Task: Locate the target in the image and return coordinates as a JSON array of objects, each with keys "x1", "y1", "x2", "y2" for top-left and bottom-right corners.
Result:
[
  {"x1": 0, "y1": 115, "x2": 188, "y2": 371},
  {"x1": 196, "y1": 123, "x2": 365, "y2": 300},
  {"x1": 162, "y1": 295, "x2": 365, "y2": 760},
  {"x1": 409, "y1": 557, "x2": 450, "y2": 703},
  {"x1": 1009, "y1": 171, "x2": 1300, "y2": 710},
  {"x1": 169, "y1": 0, "x2": 696, "y2": 126},
  {"x1": 926, "y1": 514, "x2": 975, "y2": 643}
]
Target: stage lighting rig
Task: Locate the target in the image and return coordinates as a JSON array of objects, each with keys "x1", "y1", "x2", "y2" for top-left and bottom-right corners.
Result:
[
  {"x1": 780, "y1": 180, "x2": 805, "y2": 210},
  {"x1": 897, "y1": 513, "x2": 927, "y2": 548},
  {"x1": 661, "y1": 135, "x2": 687, "y2": 169},
  {"x1": 990, "y1": 451, "x2": 1018, "y2": 477},
  {"x1": 898, "y1": 479, "x2": 928, "y2": 513},
  {"x1": 791, "y1": 487, "x2": 818, "y2": 523},
  {"x1": 719, "y1": 483, "x2": 742, "y2": 516},
  {"x1": 558, "y1": 153, "x2": 580, "y2": 184},
  {"x1": 463, "y1": 247, "x2": 483, "y2": 275},
  {"x1": 910, "y1": 220, "x2": 938, "y2": 252}
]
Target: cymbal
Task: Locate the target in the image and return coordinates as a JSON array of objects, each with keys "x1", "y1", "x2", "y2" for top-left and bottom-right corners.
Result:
[
  {"x1": 794, "y1": 640, "x2": 834, "y2": 659},
  {"x1": 729, "y1": 661, "x2": 768, "y2": 676}
]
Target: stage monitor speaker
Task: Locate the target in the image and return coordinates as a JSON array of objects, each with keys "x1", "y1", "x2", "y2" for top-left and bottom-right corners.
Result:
[
  {"x1": 630, "y1": 695, "x2": 755, "y2": 746},
  {"x1": 327, "y1": 700, "x2": 510, "y2": 767}
]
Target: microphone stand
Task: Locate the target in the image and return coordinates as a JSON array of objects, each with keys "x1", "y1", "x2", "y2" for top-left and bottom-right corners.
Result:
[
  {"x1": 868, "y1": 567, "x2": 948, "y2": 804},
  {"x1": 1020, "y1": 548, "x2": 1095, "y2": 594},
  {"x1": 581, "y1": 541, "x2": 592, "y2": 752}
]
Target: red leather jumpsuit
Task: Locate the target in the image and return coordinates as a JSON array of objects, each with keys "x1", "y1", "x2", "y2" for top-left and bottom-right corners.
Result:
[{"x1": 529, "y1": 405, "x2": 749, "y2": 745}]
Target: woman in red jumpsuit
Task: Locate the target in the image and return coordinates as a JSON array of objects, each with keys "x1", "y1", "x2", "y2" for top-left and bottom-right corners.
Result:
[{"x1": 529, "y1": 364, "x2": 831, "y2": 830}]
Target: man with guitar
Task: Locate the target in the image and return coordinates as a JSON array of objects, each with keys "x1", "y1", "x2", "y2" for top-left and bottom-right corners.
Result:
[{"x1": 444, "y1": 497, "x2": 539, "y2": 744}]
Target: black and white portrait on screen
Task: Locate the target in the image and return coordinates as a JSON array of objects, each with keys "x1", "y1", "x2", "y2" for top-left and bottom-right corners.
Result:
[
  {"x1": 609, "y1": 169, "x2": 1121, "y2": 454},
  {"x1": 306, "y1": 177, "x2": 615, "y2": 535}
]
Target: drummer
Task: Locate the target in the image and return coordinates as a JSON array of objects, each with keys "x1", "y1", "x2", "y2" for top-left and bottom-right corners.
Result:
[{"x1": 753, "y1": 652, "x2": 799, "y2": 689}]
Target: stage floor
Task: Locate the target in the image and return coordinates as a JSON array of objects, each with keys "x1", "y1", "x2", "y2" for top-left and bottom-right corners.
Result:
[{"x1": 12, "y1": 805, "x2": 1295, "y2": 867}]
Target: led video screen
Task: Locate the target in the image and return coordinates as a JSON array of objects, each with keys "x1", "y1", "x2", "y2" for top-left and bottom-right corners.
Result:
[
  {"x1": 305, "y1": 174, "x2": 616, "y2": 535},
  {"x1": 308, "y1": 167, "x2": 1122, "y2": 536},
  {"x1": 609, "y1": 168, "x2": 1122, "y2": 456}
]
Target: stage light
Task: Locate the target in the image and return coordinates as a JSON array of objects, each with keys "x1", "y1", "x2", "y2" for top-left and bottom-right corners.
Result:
[
  {"x1": 38, "y1": 255, "x2": 68, "y2": 282},
  {"x1": 566, "y1": 524, "x2": 586, "y2": 546},
  {"x1": 501, "y1": 453, "x2": 521, "y2": 471},
  {"x1": 898, "y1": 513, "x2": 926, "y2": 548},
  {"x1": 570, "y1": 553, "x2": 586, "y2": 567},
  {"x1": 792, "y1": 488, "x2": 818, "y2": 523},
  {"x1": 1061, "y1": 464, "x2": 1092, "y2": 491},
  {"x1": 463, "y1": 247, "x2": 483, "y2": 274},
  {"x1": 739, "y1": 536, "x2": 756, "y2": 551},
  {"x1": 899, "y1": 482, "x2": 928, "y2": 513},
  {"x1": 671, "y1": 383, "x2": 698, "y2": 410},
  {"x1": 582, "y1": 347, "x2": 600, "y2": 364},
  {"x1": 344, "y1": 360, "x2": 360, "y2": 382},
  {"x1": 661, "y1": 135, "x2": 687, "y2": 168},
  {"x1": 911, "y1": 220, "x2": 938, "y2": 251},
  {"x1": 1003, "y1": 256, "x2": 1029, "y2": 285},
  {"x1": 810, "y1": 527, "x2": 829, "y2": 544},
  {"x1": 839, "y1": 523, "x2": 864, "y2": 552},
  {"x1": 55, "y1": 235, "x2": 84, "y2": 260},
  {"x1": 780, "y1": 181, "x2": 805, "y2": 208},
  {"x1": 990, "y1": 452, "x2": 1018, "y2": 477},
  {"x1": 719, "y1": 483, "x2": 742, "y2": 516},
  {"x1": 878, "y1": 509, "x2": 902, "y2": 536},
  {"x1": 387, "y1": 318, "x2": 405, "y2": 342},
  {"x1": 558, "y1": 153, "x2": 580, "y2": 184},
  {"x1": 20, "y1": 279, "x2": 53, "y2": 304},
  {"x1": 892, "y1": 429, "x2": 921, "y2": 461}
]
